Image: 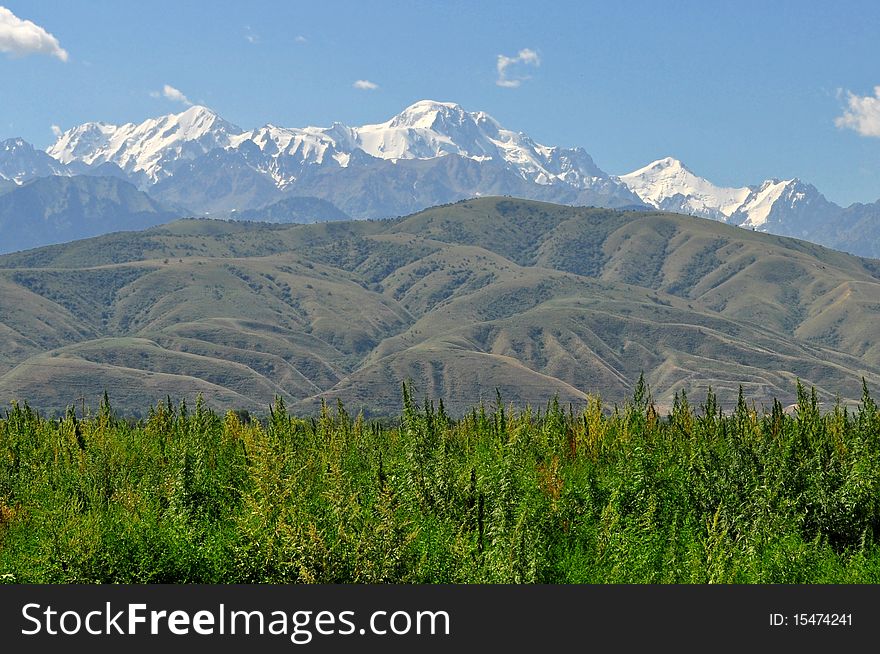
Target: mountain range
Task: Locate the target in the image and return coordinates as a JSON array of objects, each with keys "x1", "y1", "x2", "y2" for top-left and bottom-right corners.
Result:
[
  {"x1": 42, "y1": 101, "x2": 640, "y2": 215},
  {"x1": 2, "y1": 197, "x2": 880, "y2": 416},
  {"x1": 618, "y1": 157, "x2": 850, "y2": 245},
  {"x1": 0, "y1": 176, "x2": 178, "y2": 253},
  {"x1": 0, "y1": 100, "x2": 879, "y2": 257}
]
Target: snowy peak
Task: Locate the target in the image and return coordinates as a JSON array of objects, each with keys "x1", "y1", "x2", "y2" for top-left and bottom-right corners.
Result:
[
  {"x1": 166, "y1": 105, "x2": 231, "y2": 138},
  {"x1": 730, "y1": 179, "x2": 835, "y2": 236},
  {"x1": 228, "y1": 124, "x2": 347, "y2": 187},
  {"x1": 378, "y1": 100, "x2": 501, "y2": 144},
  {"x1": 209, "y1": 100, "x2": 613, "y2": 190},
  {"x1": 47, "y1": 105, "x2": 241, "y2": 183},
  {"x1": 355, "y1": 102, "x2": 494, "y2": 162},
  {"x1": 619, "y1": 158, "x2": 838, "y2": 237},
  {"x1": 732, "y1": 179, "x2": 796, "y2": 229},
  {"x1": 0, "y1": 137, "x2": 69, "y2": 183},
  {"x1": 47, "y1": 122, "x2": 115, "y2": 165},
  {"x1": 352, "y1": 100, "x2": 607, "y2": 188},
  {"x1": 385, "y1": 100, "x2": 470, "y2": 130},
  {"x1": 619, "y1": 157, "x2": 750, "y2": 220},
  {"x1": 44, "y1": 100, "x2": 636, "y2": 205},
  {"x1": 629, "y1": 156, "x2": 690, "y2": 175}
]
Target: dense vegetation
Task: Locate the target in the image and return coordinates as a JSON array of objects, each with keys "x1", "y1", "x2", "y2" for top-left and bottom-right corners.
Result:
[{"x1": 2, "y1": 380, "x2": 880, "y2": 583}]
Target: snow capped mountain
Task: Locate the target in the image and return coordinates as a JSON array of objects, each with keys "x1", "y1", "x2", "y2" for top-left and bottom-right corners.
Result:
[
  {"x1": 731, "y1": 179, "x2": 796, "y2": 229},
  {"x1": 349, "y1": 100, "x2": 607, "y2": 187},
  {"x1": 47, "y1": 105, "x2": 241, "y2": 184},
  {"x1": 0, "y1": 138, "x2": 69, "y2": 184},
  {"x1": 619, "y1": 158, "x2": 837, "y2": 237},
  {"x1": 618, "y1": 157, "x2": 749, "y2": 220},
  {"x1": 356, "y1": 100, "x2": 494, "y2": 160},
  {"x1": 0, "y1": 99, "x2": 872, "y2": 257},
  {"x1": 227, "y1": 124, "x2": 347, "y2": 188},
  {"x1": 730, "y1": 179, "x2": 838, "y2": 237},
  {"x1": 209, "y1": 100, "x2": 614, "y2": 196},
  {"x1": 45, "y1": 100, "x2": 630, "y2": 208},
  {"x1": 31, "y1": 102, "x2": 861, "y2": 245}
]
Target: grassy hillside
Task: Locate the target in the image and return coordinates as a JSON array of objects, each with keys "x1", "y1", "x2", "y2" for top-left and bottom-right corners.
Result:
[{"x1": 1, "y1": 197, "x2": 880, "y2": 415}]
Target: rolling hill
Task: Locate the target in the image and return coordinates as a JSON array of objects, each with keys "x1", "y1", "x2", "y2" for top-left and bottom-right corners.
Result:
[{"x1": 1, "y1": 197, "x2": 879, "y2": 416}]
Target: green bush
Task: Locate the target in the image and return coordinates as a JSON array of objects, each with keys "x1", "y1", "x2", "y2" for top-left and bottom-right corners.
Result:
[{"x1": 2, "y1": 382, "x2": 880, "y2": 583}]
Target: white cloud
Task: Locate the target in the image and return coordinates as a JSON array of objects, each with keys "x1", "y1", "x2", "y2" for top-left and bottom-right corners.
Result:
[
  {"x1": 295, "y1": 35, "x2": 307, "y2": 44},
  {"x1": 0, "y1": 6, "x2": 68, "y2": 61},
  {"x1": 50, "y1": 124, "x2": 62, "y2": 137},
  {"x1": 244, "y1": 26, "x2": 259, "y2": 44},
  {"x1": 835, "y1": 86, "x2": 880, "y2": 138},
  {"x1": 153, "y1": 84, "x2": 193, "y2": 106},
  {"x1": 353, "y1": 79, "x2": 379, "y2": 91},
  {"x1": 496, "y1": 48, "x2": 540, "y2": 88}
]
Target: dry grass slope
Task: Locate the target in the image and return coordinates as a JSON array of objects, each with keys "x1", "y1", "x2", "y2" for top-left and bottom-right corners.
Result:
[{"x1": 1, "y1": 197, "x2": 879, "y2": 415}]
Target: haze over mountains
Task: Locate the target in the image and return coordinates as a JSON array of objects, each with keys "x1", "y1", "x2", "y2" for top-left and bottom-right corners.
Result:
[
  {"x1": 0, "y1": 100, "x2": 879, "y2": 257},
  {"x1": 0, "y1": 176, "x2": 178, "y2": 253},
  {"x1": 2, "y1": 197, "x2": 880, "y2": 416}
]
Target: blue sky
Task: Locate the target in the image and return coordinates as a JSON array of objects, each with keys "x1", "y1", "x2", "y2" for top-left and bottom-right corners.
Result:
[{"x1": 2, "y1": 0, "x2": 880, "y2": 205}]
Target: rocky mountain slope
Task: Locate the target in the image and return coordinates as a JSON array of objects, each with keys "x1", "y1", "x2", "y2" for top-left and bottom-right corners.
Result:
[{"x1": 0, "y1": 176, "x2": 179, "y2": 253}]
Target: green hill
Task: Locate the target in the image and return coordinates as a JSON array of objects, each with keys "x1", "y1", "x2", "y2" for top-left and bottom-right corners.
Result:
[{"x1": 2, "y1": 197, "x2": 880, "y2": 415}]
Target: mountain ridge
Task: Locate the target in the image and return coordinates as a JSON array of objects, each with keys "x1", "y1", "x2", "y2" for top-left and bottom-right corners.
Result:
[
  {"x1": 617, "y1": 156, "x2": 878, "y2": 253},
  {"x1": 45, "y1": 100, "x2": 640, "y2": 215},
  {"x1": 0, "y1": 175, "x2": 179, "y2": 254},
  {"x1": 2, "y1": 197, "x2": 879, "y2": 416},
  {"x1": 0, "y1": 100, "x2": 878, "y2": 257}
]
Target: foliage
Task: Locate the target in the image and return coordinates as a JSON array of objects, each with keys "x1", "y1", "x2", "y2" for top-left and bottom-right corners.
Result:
[{"x1": 2, "y1": 383, "x2": 880, "y2": 583}]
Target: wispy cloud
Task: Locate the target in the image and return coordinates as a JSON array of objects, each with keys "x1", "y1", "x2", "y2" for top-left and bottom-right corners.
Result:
[
  {"x1": 295, "y1": 35, "x2": 307, "y2": 44},
  {"x1": 244, "y1": 25, "x2": 260, "y2": 44},
  {"x1": 496, "y1": 48, "x2": 540, "y2": 88},
  {"x1": 353, "y1": 79, "x2": 379, "y2": 91},
  {"x1": 835, "y1": 86, "x2": 880, "y2": 138},
  {"x1": 151, "y1": 84, "x2": 193, "y2": 106},
  {"x1": 50, "y1": 124, "x2": 62, "y2": 138},
  {"x1": 0, "y1": 6, "x2": 68, "y2": 61}
]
